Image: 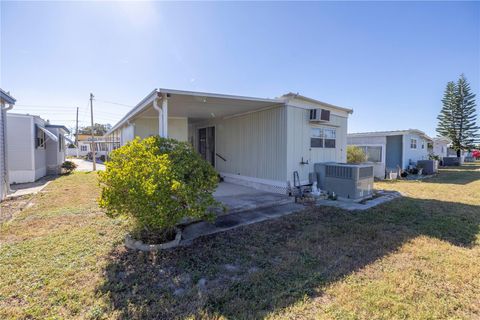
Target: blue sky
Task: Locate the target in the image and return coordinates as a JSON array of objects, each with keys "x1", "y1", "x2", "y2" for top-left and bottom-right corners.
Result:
[{"x1": 1, "y1": 1, "x2": 479, "y2": 136}]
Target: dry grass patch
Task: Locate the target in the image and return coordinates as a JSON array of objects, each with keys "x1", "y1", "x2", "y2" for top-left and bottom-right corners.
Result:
[{"x1": 0, "y1": 165, "x2": 479, "y2": 319}]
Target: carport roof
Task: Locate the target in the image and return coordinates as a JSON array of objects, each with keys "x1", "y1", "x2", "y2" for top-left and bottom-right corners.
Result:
[
  {"x1": 106, "y1": 88, "x2": 353, "y2": 136},
  {"x1": 106, "y1": 88, "x2": 284, "y2": 135}
]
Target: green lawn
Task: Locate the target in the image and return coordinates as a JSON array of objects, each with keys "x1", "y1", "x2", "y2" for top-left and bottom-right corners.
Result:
[{"x1": 1, "y1": 165, "x2": 479, "y2": 319}]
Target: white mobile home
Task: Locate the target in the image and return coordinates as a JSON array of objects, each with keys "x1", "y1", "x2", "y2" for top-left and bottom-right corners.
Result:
[
  {"x1": 430, "y1": 136, "x2": 451, "y2": 159},
  {"x1": 1, "y1": 89, "x2": 16, "y2": 201},
  {"x1": 7, "y1": 113, "x2": 69, "y2": 184},
  {"x1": 105, "y1": 89, "x2": 353, "y2": 194},
  {"x1": 347, "y1": 129, "x2": 432, "y2": 178},
  {"x1": 66, "y1": 134, "x2": 116, "y2": 158}
]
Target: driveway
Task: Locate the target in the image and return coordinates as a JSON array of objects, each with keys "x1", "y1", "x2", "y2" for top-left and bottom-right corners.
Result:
[{"x1": 71, "y1": 158, "x2": 106, "y2": 172}]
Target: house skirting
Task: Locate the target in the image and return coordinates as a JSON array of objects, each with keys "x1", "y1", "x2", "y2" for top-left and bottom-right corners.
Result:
[
  {"x1": 10, "y1": 170, "x2": 36, "y2": 184},
  {"x1": 10, "y1": 167, "x2": 46, "y2": 184},
  {"x1": 47, "y1": 164, "x2": 61, "y2": 175},
  {"x1": 220, "y1": 172, "x2": 288, "y2": 194}
]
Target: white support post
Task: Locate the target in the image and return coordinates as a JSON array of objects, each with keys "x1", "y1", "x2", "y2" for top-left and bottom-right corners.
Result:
[{"x1": 161, "y1": 93, "x2": 168, "y2": 138}]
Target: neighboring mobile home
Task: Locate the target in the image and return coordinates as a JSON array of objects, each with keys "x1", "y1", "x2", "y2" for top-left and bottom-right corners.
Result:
[
  {"x1": 7, "y1": 113, "x2": 69, "y2": 183},
  {"x1": 105, "y1": 89, "x2": 353, "y2": 194},
  {"x1": 66, "y1": 134, "x2": 118, "y2": 158},
  {"x1": 347, "y1": 129, "x2": 432, "y2": 178},
  {"x1": 430, "y1": 136, "x2": 451, "y2": 159},
  {"x1": 0, "y1": 89, "x2": 16, "y2": 201}
]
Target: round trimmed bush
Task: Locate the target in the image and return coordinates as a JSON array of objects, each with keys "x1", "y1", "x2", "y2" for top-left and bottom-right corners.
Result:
[
  {"x1": 98, "y1": 136, "x2": 220, "y2": 236},
  {"x1": 61, "y1": 160, "x2": 77, "y2": 174}
]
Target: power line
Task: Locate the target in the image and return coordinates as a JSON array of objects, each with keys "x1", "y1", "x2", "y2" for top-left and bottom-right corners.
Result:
[
  {"x1": 94, "y1": 99, "x2": 133, "y2": 108},
  {"x1": 14, "y1": 104, "x2": 77, "y2": 108}
]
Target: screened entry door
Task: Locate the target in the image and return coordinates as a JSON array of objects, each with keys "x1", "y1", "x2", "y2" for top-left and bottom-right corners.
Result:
[{"x1": 198, "y1": 126, "x2": 215, "y2": 167}]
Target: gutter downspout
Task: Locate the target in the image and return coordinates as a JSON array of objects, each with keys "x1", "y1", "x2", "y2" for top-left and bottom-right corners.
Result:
[
  {"x1": 152, "y1": 94, "x2": 163, "y2": 137},
  {"x1": 152, "y1": 92, "x2": 168, "y2": 138},
  {"x1": 2, "y1": 103, "x2": 14, "y2": 196}
]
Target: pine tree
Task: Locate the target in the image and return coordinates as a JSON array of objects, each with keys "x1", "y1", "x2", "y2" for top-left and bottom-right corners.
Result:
[{"x1": 436, "y1": 74, "x2": 479, "y2": 157}]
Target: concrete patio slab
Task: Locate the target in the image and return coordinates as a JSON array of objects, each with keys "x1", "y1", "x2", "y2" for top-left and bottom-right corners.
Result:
[
  {"x1": 315, "y1": 190, "x2": 402, "y2": 211},
  {"x1": 213, "y1": 182, "x2": 293, "y2": 214},
  {"x1": 181, "y1": 202, "x2": 304, "y2": 243}
]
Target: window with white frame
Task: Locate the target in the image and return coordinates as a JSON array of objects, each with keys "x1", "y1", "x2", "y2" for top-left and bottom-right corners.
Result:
[
  {"x1": 310, "y1": 128, "x2": 324, "y2": 148},
  {"x1": 358, "y1": 146, "x2": 382, "y2": 163},
  {"x1": 80, "y1": 145, "x2": 88, "y2": 152},
  {"x1": 35, "y1": 126, "x2": 45, "y2": 149},
  {"x1": 410, "y1": 138, "x2": 417, "y2": 149},
  {"x1": 324, "y1": 128, "x2": 336, "y2": 148},
  {"x1": 310, "y1": 127, "x2": 337, "y2": 148}
]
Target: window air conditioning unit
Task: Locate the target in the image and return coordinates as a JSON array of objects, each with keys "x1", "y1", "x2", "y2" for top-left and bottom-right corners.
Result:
[
  {"x1": 309, "y1": 108, "x2": 330, "y2": 122},
  {"x1": 313, "y1": 163, "x2": 374, "y2": 201}
]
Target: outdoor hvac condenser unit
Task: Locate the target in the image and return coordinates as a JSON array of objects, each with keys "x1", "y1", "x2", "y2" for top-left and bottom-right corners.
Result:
[
  {"x1": 417, "y1": 160, "x2": 438, "y2": 175},
  {"x1": 314, "y1": 163, "x2": 374, "y2": 201}
]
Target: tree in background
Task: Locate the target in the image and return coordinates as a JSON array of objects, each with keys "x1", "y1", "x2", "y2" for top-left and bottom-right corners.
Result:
[
  {"x1": 437, "y1": 74, "x2": 479, "y2": 157},
  {"x1": 78, "y1": 123, "x2": 112, "y2": 136}
]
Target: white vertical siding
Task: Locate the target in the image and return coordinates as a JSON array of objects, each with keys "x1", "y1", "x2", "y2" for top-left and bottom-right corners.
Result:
[
  {"x1": 129, "y1": 117, "x2": 188, "y2": 142},
  {"x1": 7, "y1": 115, "x2": 34, "y2": 171},
  {"x1": 286, "y1": 106, "x2": 348, "y2": 183},
  {"x1": 193, "y1": 106, "x2": 288, "y2": 182},
  {"x1": 45, "y1": 127, "x2": 66, "y2": 174},
  {"x1": 403, "y1": 133, "x2": 430, "y2": 167},
  {"x1": 0, "y1": 107, "x2": 6, "y2": 200},
  {"x1": 432, "y1": 140, "x2": 448, "y2": 158}
]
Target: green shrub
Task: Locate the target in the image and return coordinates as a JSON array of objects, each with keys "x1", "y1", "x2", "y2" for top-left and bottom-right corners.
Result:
[
  {"x1": 98, "y1": 136, "x2": 220, "y2": 235},
  {"x1": 61, "y1": 160, "x2": 77, "y2": 174},
  {"x1": 347, "y1": 146, "x2": 367, "y2": 164}
]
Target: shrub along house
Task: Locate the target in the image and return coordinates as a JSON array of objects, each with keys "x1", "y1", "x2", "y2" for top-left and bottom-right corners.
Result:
[
  {"x1": 7, "y1": 113, "x2": 70, "y2": 183},
  {"x1": 105, "y1": 88, "x2": 353, "y2": 194},
  {"x1": 347, "y1": 129, "x2": 433, "y2": 179},
  {"x1": 1, "y1": 89, "x2": 16, "y2": 201}
]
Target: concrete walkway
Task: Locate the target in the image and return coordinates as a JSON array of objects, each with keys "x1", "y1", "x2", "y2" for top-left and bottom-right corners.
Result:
[
  {"x1": 315, "y1": 190, "x2": 402, "y2": 211},
  {"x1": 181, "y1": 202, "x2": 304, "y2": 242},
  {"x1": 71, "y1": 158, "x2": 105, "y2": 172},
  {"x1": 7, "y1": 176, "x2": 55, "y2": 199},
  {"x1": 180, "y1": 190, "x2": 402, "y2": 244}
]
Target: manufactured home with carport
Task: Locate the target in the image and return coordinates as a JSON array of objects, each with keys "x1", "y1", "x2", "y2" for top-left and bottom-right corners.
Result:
[
  {"x1": 347, "y1": 129, "x2": 432, "y2": 179},
  {"x1": 1, "y1": 89, "x2": 16, "y2": 201},
  {"x1": 105, "y1": 89, "x2": 353, "y2": 194}
]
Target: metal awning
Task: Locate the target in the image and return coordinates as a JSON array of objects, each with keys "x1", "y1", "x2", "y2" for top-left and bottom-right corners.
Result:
[
  {"x1": 64, "y1": 136, "x2": 75, "y2": 146},
  {"x1": 38, "y1": 126, "x2": 58, "y2": 142}
]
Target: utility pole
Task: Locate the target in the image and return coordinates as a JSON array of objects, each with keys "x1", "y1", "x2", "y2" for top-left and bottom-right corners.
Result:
[
  {"x1": 75, "y1": 107, "x2": 79, "y2": 158},
  {"x1": 90, "y1": 93, "x2": 96, "y2": 171}
]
